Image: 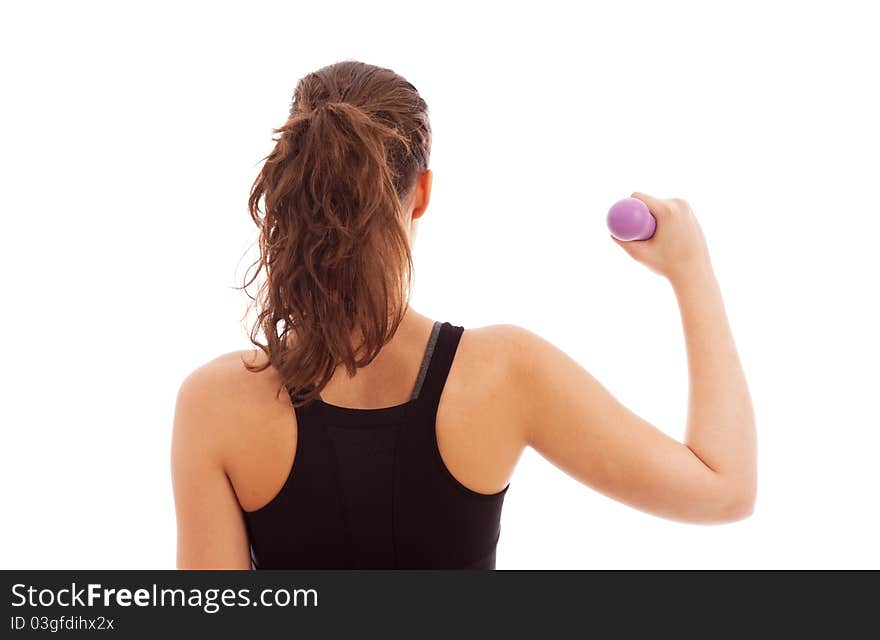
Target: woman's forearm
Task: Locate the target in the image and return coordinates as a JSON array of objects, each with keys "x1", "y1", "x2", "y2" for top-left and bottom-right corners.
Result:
[{"x1": 672, "y1": 262, "x2": 757, "y2": 502}]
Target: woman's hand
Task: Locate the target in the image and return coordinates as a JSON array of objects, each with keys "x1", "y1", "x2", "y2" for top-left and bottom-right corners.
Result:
[{"x1": 611, "y1": 193, "x2": 712, "y2": 283}]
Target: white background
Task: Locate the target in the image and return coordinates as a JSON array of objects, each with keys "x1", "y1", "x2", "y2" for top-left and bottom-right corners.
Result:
[{"x1": 1, "y1": 0, "x2": 878, "y2": 569}]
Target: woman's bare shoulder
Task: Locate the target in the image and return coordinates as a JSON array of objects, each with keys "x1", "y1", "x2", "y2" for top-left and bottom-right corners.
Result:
[
  {"x1": 458, "y1": 323, "x2": 547, "y2": 370},
  {"x1": 454, "y1": 323, "x2": 546, "y2": 400},
  {"x1": 456, "y1": 323, "x2": 574, "y2": 414},
  {"x1": 173, "y1": 349, "x2": 290, "y2": 454},
  {"x1": 177, "y1": 348, "x2": 280, "y2": 401}
]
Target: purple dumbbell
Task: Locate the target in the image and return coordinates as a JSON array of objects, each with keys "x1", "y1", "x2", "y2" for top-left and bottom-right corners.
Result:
[{"x1": 607, "y1": 197, "x2": 656, "y2": 241}]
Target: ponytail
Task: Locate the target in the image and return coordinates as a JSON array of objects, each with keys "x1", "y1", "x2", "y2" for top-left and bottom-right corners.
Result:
[{"x1": 241, "y1": 61, "x2": 430, "y2": 406}]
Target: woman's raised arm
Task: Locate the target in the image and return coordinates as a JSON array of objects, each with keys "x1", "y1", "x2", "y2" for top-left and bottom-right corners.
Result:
[{"x1": 512, "y1": 193, "x2": 757, "y2": 523}]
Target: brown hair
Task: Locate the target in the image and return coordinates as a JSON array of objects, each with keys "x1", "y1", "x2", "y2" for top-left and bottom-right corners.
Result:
[{"x1": 240, "y1": 60, "x2": 432, "y2": 406}]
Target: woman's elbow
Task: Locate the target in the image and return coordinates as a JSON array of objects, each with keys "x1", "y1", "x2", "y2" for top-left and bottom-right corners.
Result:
[
  {"x1": 721, "y1": 493, "x2": 756, "y2": 522},
  {"x1": 678, "y1": 477, "x2": 756, "y2": 524},
  {"x1": 715, "y1": 480, "x2": 757, "y2": 523}
]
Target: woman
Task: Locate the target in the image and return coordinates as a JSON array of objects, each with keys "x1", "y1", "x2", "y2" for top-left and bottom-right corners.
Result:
[{"x1": 171, "y1": 60, "x2": 757, "y2": 569}]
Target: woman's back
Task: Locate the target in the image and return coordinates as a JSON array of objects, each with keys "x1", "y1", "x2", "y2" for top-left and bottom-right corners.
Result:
[
  {"x1": 246, "y1": 319, "x2": 518, "y2": 568},
  {"x1": 187, "y1": 314, "x2": 527, "y2": 568}
]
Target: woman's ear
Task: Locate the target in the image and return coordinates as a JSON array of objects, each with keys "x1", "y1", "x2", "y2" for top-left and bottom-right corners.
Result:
[{"x1": 411, "y1": 169, "x2": 432, "y2": 220}]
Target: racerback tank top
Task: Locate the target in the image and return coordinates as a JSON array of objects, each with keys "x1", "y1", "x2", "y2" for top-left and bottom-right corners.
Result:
[{"x1": 242, "y1": 321, "x2": 510, "y2": 569}]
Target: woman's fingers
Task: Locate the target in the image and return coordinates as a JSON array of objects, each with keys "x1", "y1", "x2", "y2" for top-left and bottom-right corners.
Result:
[{"x1": 630, "y1": 192, "x2": 670, "y2": 220}]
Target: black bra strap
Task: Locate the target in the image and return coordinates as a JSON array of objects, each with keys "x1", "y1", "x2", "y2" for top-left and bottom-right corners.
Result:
[
  {"x1": 409, "y1": 321, "x2": 443, "y2": 400},
  {"x1": 415, "y1": 322, "x2": 464, "y2": 412}
]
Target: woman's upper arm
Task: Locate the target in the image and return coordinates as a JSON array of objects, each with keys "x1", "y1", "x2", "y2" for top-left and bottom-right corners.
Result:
[
  {"x1": 171, "y1": 368, "x2": 252, "y2": 569},
  {"x1": 507, "y1": 326, "x2": 740, "y2": 523}
]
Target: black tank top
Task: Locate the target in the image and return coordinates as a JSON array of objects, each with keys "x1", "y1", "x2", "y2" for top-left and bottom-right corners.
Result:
[{"x1": 242, "y1": 321, "x2": 510, "y2": 569}]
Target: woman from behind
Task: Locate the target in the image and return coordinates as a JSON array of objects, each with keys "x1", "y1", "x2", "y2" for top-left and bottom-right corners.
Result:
[{"x1": 171, "y1": 60, "x2": 757, "y2": 569}]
